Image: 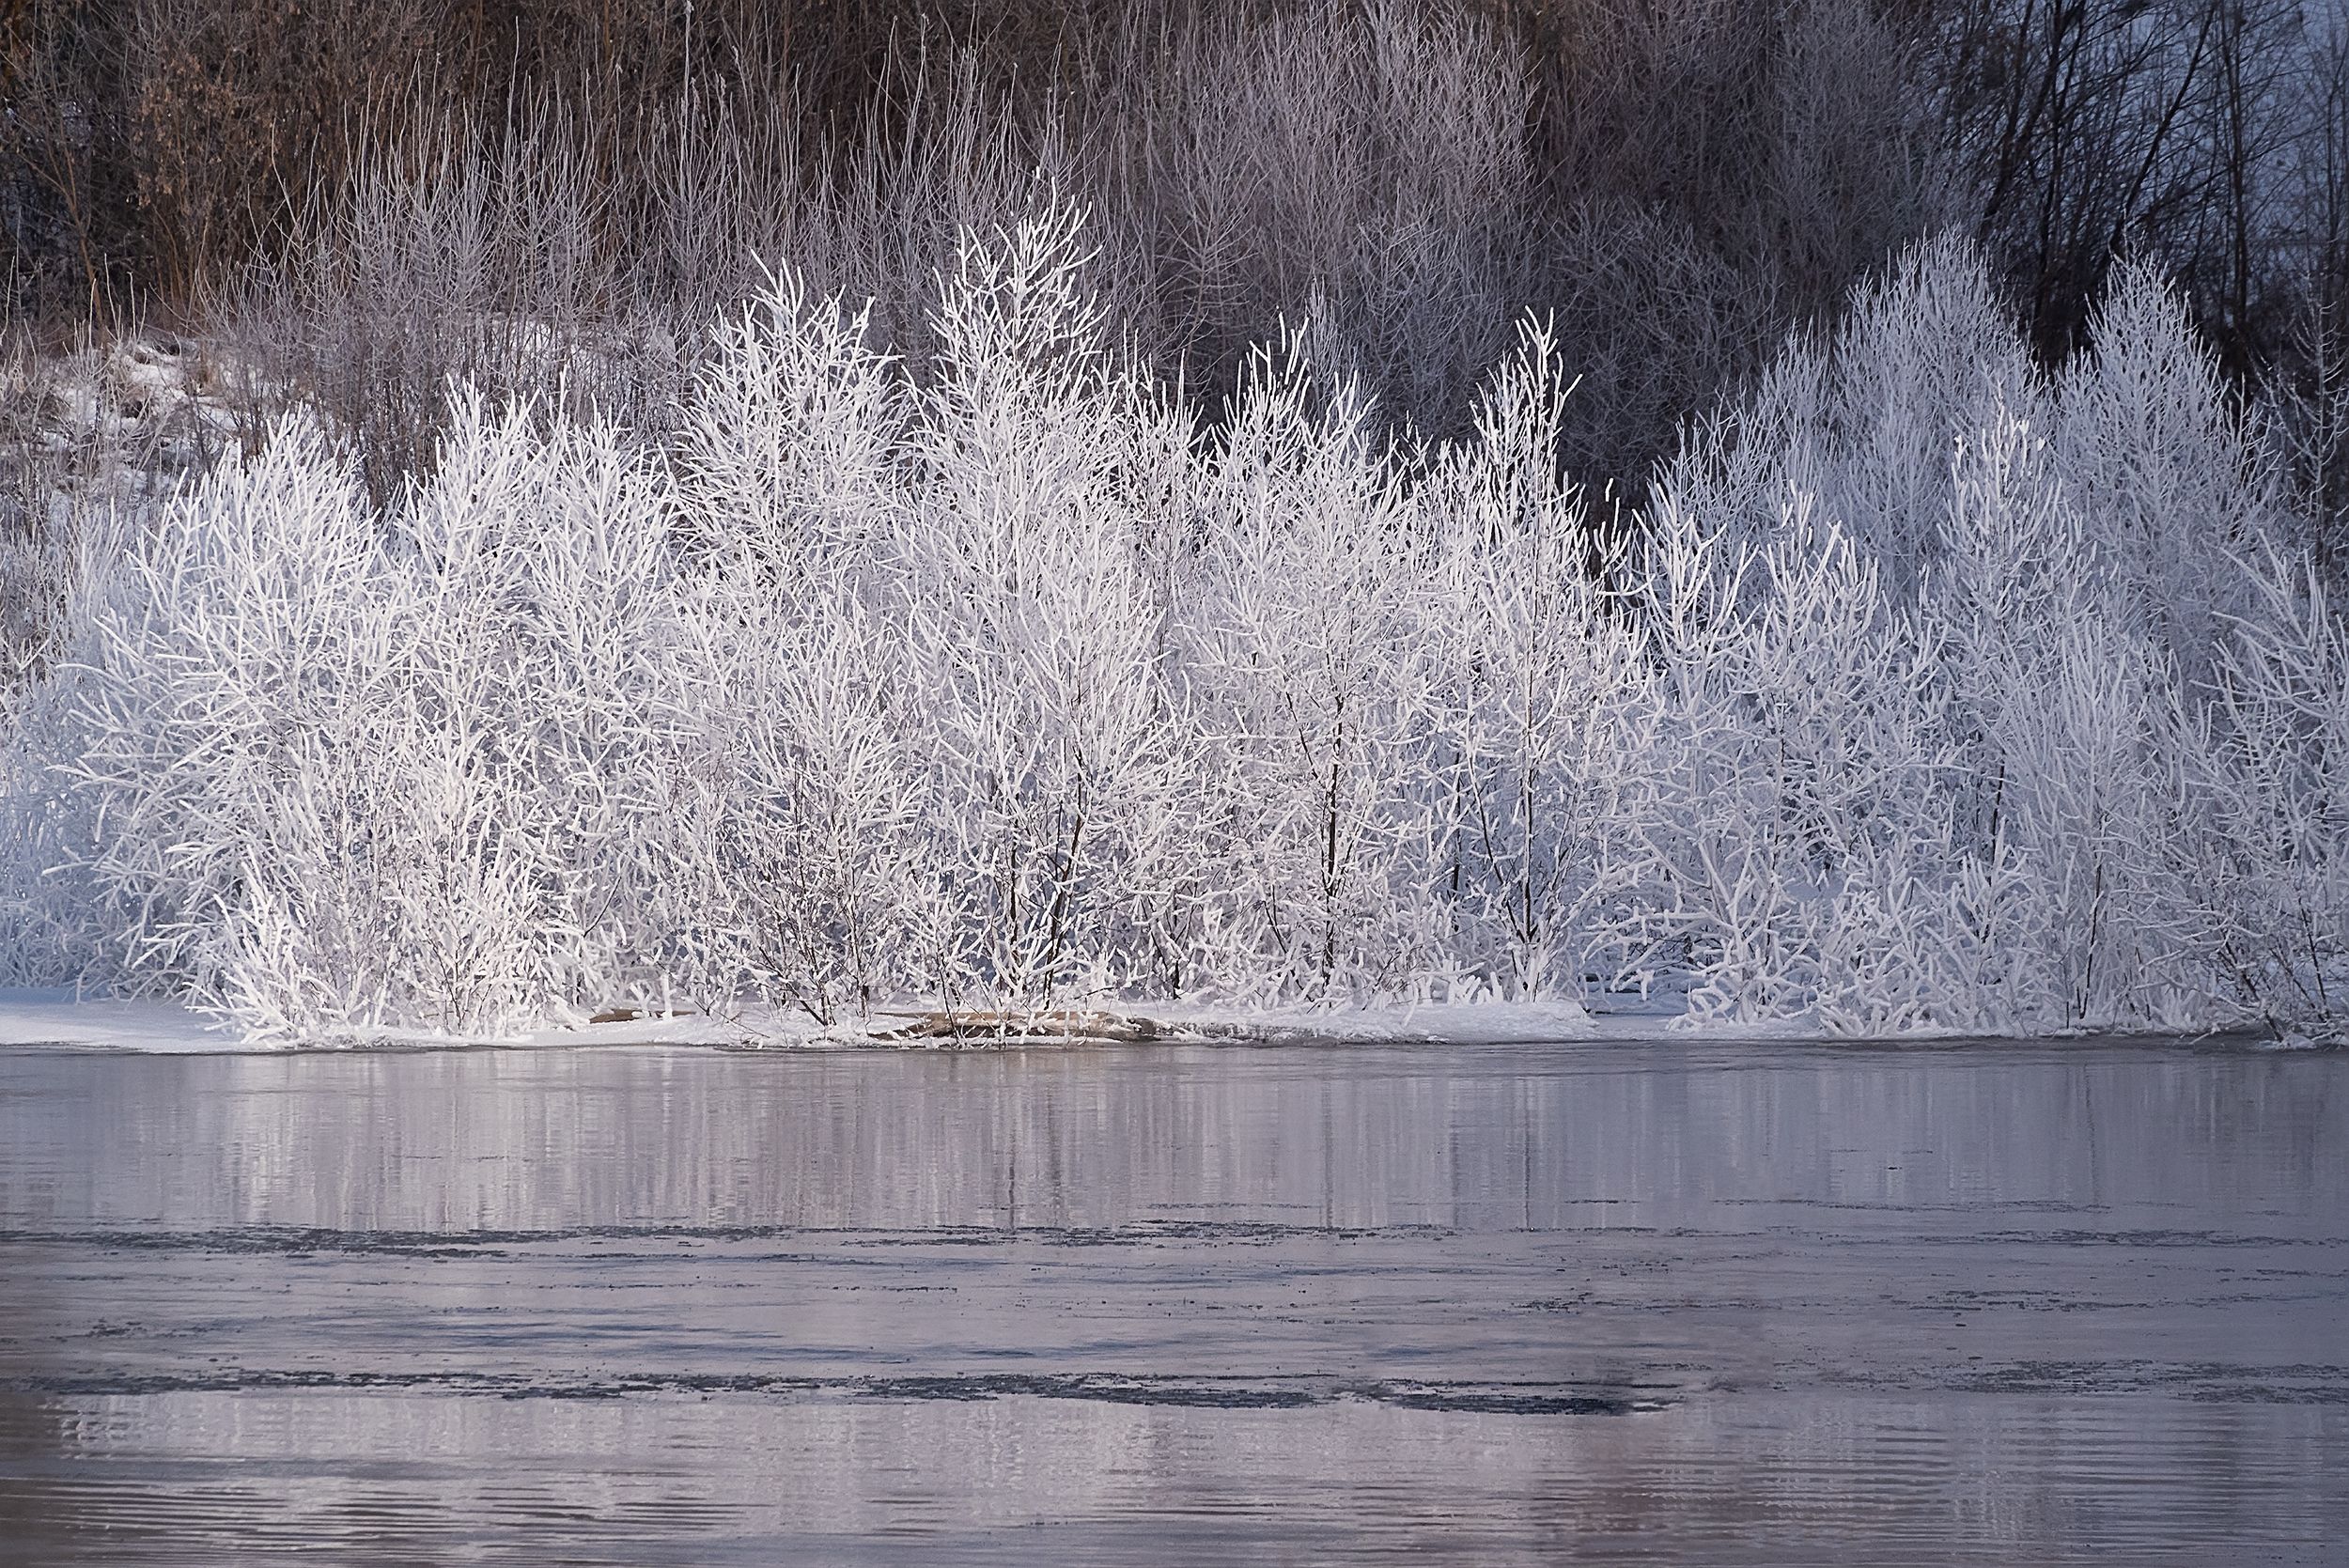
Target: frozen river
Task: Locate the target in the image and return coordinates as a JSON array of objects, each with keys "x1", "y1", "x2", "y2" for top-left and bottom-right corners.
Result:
[{"x1": 0, "y1": 1035, "x2": 2341, "y2": 1562}]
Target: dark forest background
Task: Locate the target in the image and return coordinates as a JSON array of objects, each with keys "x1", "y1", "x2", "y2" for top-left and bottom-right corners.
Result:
[{"x1": 5, "y1": 0, "x2": 2347, "y2": 521}]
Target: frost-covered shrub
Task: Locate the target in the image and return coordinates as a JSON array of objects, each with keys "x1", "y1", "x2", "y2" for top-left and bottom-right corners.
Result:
[
  {"x1": 1416, "y1": 318, "x2": 1657, "y2": 1001},
  {"x1": 2053, "y1": 260, "x2": 2288, "y2": 687},
  {"x1": 2179, "y1": 552, "x2": 2349, "y2": 1034},
  {"x1": 1662, "y1": 236, "x2": 2035, "y2": 593},
  {"x1": 1178, "y1": 337, "x2": 1445, "y2": 999},
  {"x1": 892, "y1": 208, "x2": 1203, "y2": 1009},
  {"x1": 1642, "y1": 237, "x2": 2326, "y2": 1034},
  {"x1": 8, "y1": 398, "x2": 699, "y2": 1037},
  {"x1": 662, "y1": 269, "x2": 925, "y2": 1022},
  {"x1": 1631, "y1": 493, "x2": 1980, "y2": 1031}
]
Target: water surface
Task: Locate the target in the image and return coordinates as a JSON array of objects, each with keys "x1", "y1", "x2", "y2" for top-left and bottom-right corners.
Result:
[{"x1": 0, "y1": 1037, "x2": 2341, "y2": 1562}]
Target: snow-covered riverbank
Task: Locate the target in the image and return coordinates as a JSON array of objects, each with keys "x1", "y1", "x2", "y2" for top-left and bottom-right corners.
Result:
[{"x1": 7, "y1": 986, "x2": 2319, "y2": 1055}]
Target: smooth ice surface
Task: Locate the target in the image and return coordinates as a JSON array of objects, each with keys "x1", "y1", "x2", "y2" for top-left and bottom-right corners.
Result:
[{"x1": 0, "y1": 1037, "x2": 2341, "y2": 1562}]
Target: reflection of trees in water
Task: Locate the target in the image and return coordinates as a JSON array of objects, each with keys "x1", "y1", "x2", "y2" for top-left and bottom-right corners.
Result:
[{"x1": 0, "y1": 1045, "x2": 2339, "y2": 1235}]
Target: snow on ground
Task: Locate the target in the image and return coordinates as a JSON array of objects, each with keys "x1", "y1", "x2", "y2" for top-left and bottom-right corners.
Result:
[
  {"x1": 0, "y1": 986, "x2": 1602, "y2": 1052},
  {"x1": 0, "y1": 988, "x2": 242, "y2": 1053},
  {"x1": 1, "y1": 986, "x2": 2307, "y2": 1053}
]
